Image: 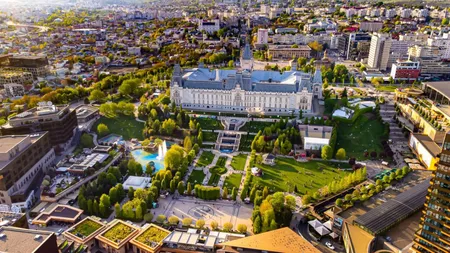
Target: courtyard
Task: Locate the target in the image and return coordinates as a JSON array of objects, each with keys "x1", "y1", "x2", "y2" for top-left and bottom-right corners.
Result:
[
  {"x1": 153, "y1": 197, "x2": 253, "y2": 231},
  {"x1": 93, "y1": 115, "x2": 145, "y2": 140}
]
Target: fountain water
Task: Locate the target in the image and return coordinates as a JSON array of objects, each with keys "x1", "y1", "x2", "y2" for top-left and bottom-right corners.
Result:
[{"x1": 156, "y1": 141, "x2": 168, "y2": 160}]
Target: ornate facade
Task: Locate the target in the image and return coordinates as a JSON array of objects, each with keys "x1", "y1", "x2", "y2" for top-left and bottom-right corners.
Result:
[{"x1": 170, "y1": 44, "x2": 322, "y2": 114}]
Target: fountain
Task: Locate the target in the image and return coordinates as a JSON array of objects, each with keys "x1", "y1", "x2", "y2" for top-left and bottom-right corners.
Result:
[{"x1": 156, "y1": 141, "x2": 168, "y2": 160}]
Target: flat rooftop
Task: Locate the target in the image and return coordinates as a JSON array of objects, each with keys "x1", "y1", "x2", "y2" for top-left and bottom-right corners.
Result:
[
  {"x1": 33, "y1": 205, "x2": 83, "y2": 225},
  {"x1": 64, "y1": 217, "x2": 105, "y2": 242},
  {"x1": 0, "y1": 136, "x2": 28, "y2": 153},
  {"x1": 411, "y1": 133, "x2": 441, "y2": 157},
  {"x1": 424, "y1": 81, "x2": 450, "y2": 99},
  {"x1": 0, "y1": 226, "x2": 54, "y2": 253}
]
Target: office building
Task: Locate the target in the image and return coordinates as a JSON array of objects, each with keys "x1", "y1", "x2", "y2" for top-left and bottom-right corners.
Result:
[
  {"x1": 368, "y1": 33, "x2": 393, "y2": 71},
  {"x1": 0, "y1": 103, "x2": 78, "y2": 153},
  {"x1": 336, "y1": 33, "x2": 371, "y2": 60},
  {"x1": 1, "y1": 55, "x2": 49, "y2": 79},
  {"x1": 0, "y1": 69, "x2": 33, "y2": 86},
  {"x1": 390, "y1": 60, "x2": 420, "y2": 80},
  {"x1": 267, "y1": 45, "x2": 311, "y2": 60},
  {"x1": 198, "y1": 19, "x2": 220, "y2": 34},
  {"x1": 298, "y1": 124, "x2": 333, "y2": 150},
  {"x1": 256, "y1": 29, "x2": 269, "y2": 45},
  {"x1": 3, "y1": 83, "x2": 25, "y2": 98},
  {"x1": 412, "y1": 133, "x2": 450, "y2": 253},
  {"x1": 0, "y1": 132, "x2": 54, "y2": 211},
  {"x1": 359, "y1": 21, "x2": 383, "y2": 32}
]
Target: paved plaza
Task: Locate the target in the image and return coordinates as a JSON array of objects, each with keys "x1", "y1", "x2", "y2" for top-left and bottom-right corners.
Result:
[{"x1": 152, "y1": 196, "x2": 253, "y2": 230}]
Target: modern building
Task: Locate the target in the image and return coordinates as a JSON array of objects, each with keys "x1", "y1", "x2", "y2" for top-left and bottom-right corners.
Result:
[
  {"x1": 368, "y1": 33, "x2": 393, "y2": 71},
  {"x1": 96, "y1": 219, "x2": 140, "y2": 253},
  {"x1": 256, "y1": 29, "x2": 269, "y2": 45},
  {"x1": 3, "y1": 83, "x2": 25, "y2": 98},
  {"x1": 0, "y1": 69, "x2": 33, "y2": 86},
  {"x1": 412, "y1": 133, "x2": 450, "y2": 253},
  {"x1": 75, "y1": 105, "x2": 99, "y2": 124},
  {"x1": 390, "y1": 60, "x2": 420, "y2": 80},
  {"x1": 130, "y1": 224, "x2": 170, "y2": 253},
  {"x1": 122, "y1": 176, "x2": 151, "y2": 190},
  {"x1": 198, "y1": 19, "x2": 220, "y2": 34},
  {"x1": 409, "y1": 133, "x2": 440, "y2": 170},
  {"x1": 32, "y1": 204, "x2": 83, "y2": 226},
  {"x1": 0, "y1": 132, "x2": 54, "y2": 211},
  {"x1": 337, "y1": 33, "x2": 371, "y2": 60},
  {"x1": 0, "y1": 226, "x2": 59, "y2": 253},
  {"x1": 63, "y1": 217, "x2": 106, "y2": 252},
  {"x1": 298, "y1": 124, "x2": 333, "y2": 150},
  {"x1": 1, "y1": 55, "x2": 49, "y2": 79},
  {"x1": 170, "y1": 44, "x2": 322, "y2": 115},
  {"x1": 0, "y1": 103, "x2": 78, "y2": 153},
  {"x1": 267, "y1": 45, "x2": 311, "y2": 60}
]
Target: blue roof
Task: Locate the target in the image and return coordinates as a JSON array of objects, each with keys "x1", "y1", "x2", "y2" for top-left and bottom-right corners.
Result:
[{"x1": 242, "y1": 43, "x2": 252, "y2": 60}]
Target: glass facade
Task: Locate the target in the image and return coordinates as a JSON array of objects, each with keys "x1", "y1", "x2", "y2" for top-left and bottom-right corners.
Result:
[{"x1": 413, "y1": 138, "x2": 450, "y2": 253}]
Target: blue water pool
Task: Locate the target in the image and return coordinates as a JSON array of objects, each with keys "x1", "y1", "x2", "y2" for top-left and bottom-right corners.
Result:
[{"x1": 131, "y1": 149, "x2": 164, "y2": 172}]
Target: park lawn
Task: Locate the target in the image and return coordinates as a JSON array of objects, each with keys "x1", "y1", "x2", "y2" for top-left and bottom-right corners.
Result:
[
  {"x1": 188, "y1": 170, "x2": 206, "y2": 186},
  {"x1": 216, "y1": 156, "x2": 227, "y2": 167},
  {"x1": 203, "y1": 131, "x2": 219, "y2": 142},
  {"x1": 224, "y1": 173, "x2": 243, "y2": 190},
  {"x1": 195, "y1": 117, "x2": 224, "y2": 130},
  {"x1": 93, "y1": 115, "x2": 145, "y2": 140},
  {"x1": 335, "y1": 113, "x2": 386, "y2": 160},
  {"x1": 208, "y1": 166, "x2": 227, "y2": 186},
  {"x1": 375, "y1": 85, "x2": 397, "y2": 92},
  {"x1": 239, "y1": 121, "x2": 274, "y2": 133},
  {"x1": 239, "y1": 135, "x2": 253, "y2": 152},
  {"x1": 196, "y1": 151, "x2": 215, "y2": 167},
  {"x1": 208, "y1": 173, "x2": 221, "y2": 186},
  {"x1": 231, "y1": 154, "x2": 247, "y2": 171},
  {"x1": 254, "y1": 158, "x2": 351, "y2": 193}
]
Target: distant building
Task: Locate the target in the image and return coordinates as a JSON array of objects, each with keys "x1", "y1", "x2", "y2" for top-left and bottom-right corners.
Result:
[
  {"x1": 256, "y1": 29, "x2": 269, "y2": 45},
  {"x1": 198, "y1": 19, "x2": 220, "y2": 34},
  {"x1": 3, "y1": 83, "x2": 25, "y2": 97},
  {"x1": 122, "y1": 176, "x2": 151, "y2": 190},
  {"x1": 359, "y1": 21, "x2": 383, "y2": 32},
  {"x1": 2, "y1": 55, "x2": 49, "y2": 79},
  {"x1": 267, "y1": 45, "x2": 311, "y2": 60},
  {"x1": 368, "y1": 33, "x2": 393, "y2": 71},
  {"x1": 128, "y1": 46, "x2": 141, "y2": 56},
  {"x1": 0, "y1": 103, "x2": 78, "y2": 153},
  {"x1": 32, "y1": 205, "x2": 83, "y2": 226},
  {"x1": 0, "y1": 132, "x2": 54, "y2": 210},
  {"x1": 63, "y1": 217, "x2": 106, "y2": 253},
  {"x1": 0, "y1": 69, "x2": 33, "y2": 86},
  {"x1": 390, "y1": 60, "x2": 420, "y2": 80}
]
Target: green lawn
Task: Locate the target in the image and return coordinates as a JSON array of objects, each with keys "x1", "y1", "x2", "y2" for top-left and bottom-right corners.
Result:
[
  {"x1": 195, "y1": 117, "x2": 224, "y2": 130},
  {"x1": 70, "y1": 220, "x2": 103, "y2": 238},
  {"x1": 254, "y1": 158, "x2": 351, "y2": 193},
  {"x1": 203, "y1": 131, "x2": 218, "y2": 142},
  {"x1": 208, "y1": 164, "x2": 227, "y2": 186},
  {"x1": 93, "y1": 115, "x2": 145, "y2": 140},
  {"x1": 239, "y1": 135, "x2": 254, "y2": 152},
  {"x1": 231, "y1": 154, "x2": 247, "y2": 171},
  {"x1": 239, "y1": 121, "x2": 274, "y2": 133},
  {"x1": 375, "y1": 85, "x2": 397, "y2": 92},
  {"x1": 216, "y1": 156, "x2": 227, "y2": 167},
  {"x1": 196, "y1": 151, "x2": 215, "y2": 167},
  {"x1": 224, "y1": 173, "x2": 243, "y2": 190},
  {"x1": 188, "y1": 170, "x2": 206, "y2": 185},
  {"x1": 336, "y1": 113, "x2": 387, "y2": 160}
]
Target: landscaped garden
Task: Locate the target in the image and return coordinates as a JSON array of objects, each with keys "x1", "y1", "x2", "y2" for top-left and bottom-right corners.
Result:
[
  {"x1": 195, "y1": 151, "x2": 215, "y2": 167},
  {"x1": 231, "y1": 154, "x2": 247, "y2": 171},
  {"x1": 253, "y1": 158, "x2": 351, "y2": 193},
  {"x1": 70, "y1": 219, "x2": 103, "y2": 238},
  {"x1": 203, "y1": 131, "x2": 219, "y2": 142},
  {"x1": 93, "y1": 115, "x2": 145, "y2": 140},
  {"x1": 103, "y1": 222, "x2": 136, "y2": 242},
  {"x1": 208, "y1": 158, "x2": 227, "y2": 185},
  {"x1": 134, "y1": 225, "x2": 169, "y2": 248},
  {"x1": 224, "y1": 173, "x2": 243, "y2": 190},
  {"x1": 335, "y1": 113, "x2": 388, "y2": 160},
  {"x1": 187, "y1": 170, "x2": 206, "y2": 185},
  {"x1": 239, "y1": 121, "x2": 274, "y2": 133},
  {"x1": 195, "y1": 117, "x2": 224, "y2": 130}
]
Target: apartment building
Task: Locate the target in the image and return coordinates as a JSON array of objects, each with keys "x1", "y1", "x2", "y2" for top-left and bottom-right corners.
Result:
[
  {"x1": 412, "y1": 133, "x2": 450, "y2": 253},
  {"x1": 3, "y1": 83, "x2": 25, "y2": 98},
  {"x1": 0, "y1": 69, "x2": 33, "y2": 86},
  {"x1": 368, "y1": 33, "x2": 393, "y2": 71},
  {"x1": 257, "y1": 29, "x2": 269, "y2": 44},
  {"x1": 2, "y1": 55, "x2": 49, "y2": 79},
  {"x1": 359, "y1": 21, "x2": 383, "y2": 32},
  {"x1": 0, "y1": 227, "x2": 59, "y2": 253},
  {"x1": 0, "y1": 103, "x2": 78, "y2": 153},
  {"x1": 0, "y1": 132, "x2": 54, "y2": 210},
  {"x1": 267, "y1": 45, "x2": 311, "y2": 60},
  {"x1": 198, "y1": 19, "x2": 220, "y2": 34}
]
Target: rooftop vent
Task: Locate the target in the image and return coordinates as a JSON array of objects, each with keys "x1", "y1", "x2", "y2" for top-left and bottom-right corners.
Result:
[
  {"x1": 34, "y1": 235, "x2": 42, "y2": 240},
  {"x1": 0, "y1": 234, "x2": 6, "y2": 239}
]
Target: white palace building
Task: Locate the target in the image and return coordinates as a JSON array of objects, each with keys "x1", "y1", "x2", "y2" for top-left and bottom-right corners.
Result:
[{"x1": 170, "y1": 43, "x2": 322, "y2": 115}]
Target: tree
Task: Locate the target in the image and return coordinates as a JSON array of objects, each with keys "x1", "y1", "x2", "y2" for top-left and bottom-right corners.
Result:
[
  {"x1": 270, "y1": 192, "x2": 285, "y2": 213},
  {"x1": 302, "y1": 194, "x2": 312, "y2": 205},
  {"x1": 253, "y1": 215, "x2": 262, "y2": 234},
  {"x1": 87, "y1": 199, "x2": 93, "y2": 215},
  {"x1": 222, "y1": 187, "x2": 229, "y2": 199},
  {"x1": 210, "y1": 220, "x2": 219, "y2": 230},
  {"x1": 321, "y1": 145, "x2": 332, "y2": 160},
  {"x1": 164, "y1": 145, "x2": 184, "y2": 170},
  {"x1": 223, "y1": 222, "x2": 233, "y2": 232},
  {"x1": 442, "y1": 18, "x2": 449, "y2": 26},
  {"x1": 184, "y1": 136, "x2": 192, "y2": 152},
  {"x1": 168, "y1": 216, "x2": 179, "y2": 225},
  {"x1": 335, "y1": 198, "x2": 343, "y2": 207},
  {"x1": 336, "y1": 148, "x2": 347, "y2": 160},
  {"x1": 262, "y1": 186, "x2": 269, "y2": 199},
  {"x1": 237, "y1": 224, "x2": 247, "y2": 233},
  {"x1": 269, "y1": 219, "x2": 278, "y2": 231},
  {"x1": 128, "y1": 187, "x2": 135, "y2": 200},
  {"x1": 228, "y1": 60, "x2": 234, "y2": 68},
  {"x1": 114, "y1": 203, "x2": 121, "y2": 218},
  {"x1": 97, "y1": 123, "x2": 110, "y2": 137},
  {"x1": 196, "y1": 219, "x2": 205, "y2": 228},
  {"x1": 89, "y1": 89, "x2": 105, "y2": 102},
  {"x1": 161, "y1": 118, "x2": 177, "y2": 135},
  {"x1": 136, "y1": 204, "x2": 143, "y2": 220},
  {"x1": 187, "y1": 182, "x2": 193, "y2": 195},
  {"x1": 285, "y1": 195, "x2": 296, "y2": 211},
  {"x1": 156, "y1": 214, "x2": 166, "y2": 223},
  {"x1": 144, "y1": 213, "x2": 153, "y2": 222},
  {"x1": 177, "y1": 181, "x2": 185, "y2": 195},
  {"x1": 231, "y1": 187, "x2": 237, "y2": 201},
  {"x1": 93, "y1": 200, "x2": 99, "y2": 216},
  {"x1": 100, "y1": 194, "x2": 111, "y2": 208},
  {"x1": 118, "y1": 78, "x2": 140, "y2": 96},
  {"x1": 182, "y1": 217, "x2": 193, "y2": 226},
  {"x1": 80, "y1": 133, "x2": 94, "y2": 148},
  {"x1": 169, "y1": 179, "x2": 176, "y2": 193}
]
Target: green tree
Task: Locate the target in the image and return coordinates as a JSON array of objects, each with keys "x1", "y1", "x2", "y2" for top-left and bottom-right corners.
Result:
[
  {"x1": 223, "y1": 222, "x2": 233, "y2": 232},
  {"x1": 335, "y1": 198, "x2": 343, "y2": 207},
  {"x1": 128, "y1": 187, "x2": 135, "y2": 200},
  {"x1": 253, "y1": 215, "x2": 262, "y2": 234},
  {"x1": 161, "y1": 118, "x2": 177, "y2": 135},
  {"x1": 144, "y1": 213, "x2": 153, "y2": 222},
  {"x1": 80, "y1": 133, "x2": 94, "y2": 148},
  {"x1": 88, "y1": 89, "x2": 105, "y2": 102},
  {"x1": 228, "y1": 60, "x2": 234, "y2": 68},
  {"x1": 118, "y1": 78, "x2": 140, "y2": 96},
  {"x1": 442, "y1": 18, "x2": 449, "y2": 26},
  {"x1": 100, "y1": 194, "x2": 111, "y2": 207},
  {"x1": 222, "y1": 187, "x2": 229, "y2": 199},
  {"x1": 196, "y1": 219, "x2": 205, "y2": 228},
  {"x1": 93, "y1": 200, "x2": 99, "y2": 216},
  {"x1": 336, "y1": 148, "x2": 346, "y2": 160},
  {"x1": 156, "y1": 214, "x2": 166, "y2": 223},
  {"x1": 321, "y1": 145, "x2": 332, "y2": 160},
  {"x1": 97, "y1": 123, "x2": 109, "y2": 137},
  {"x1": 182, "y1": 217, "x2": 193, "y2": 226},
  {"x1": 114, "y1": 202, "x2": 121, "y2": 218},
  {"x1": 87, "y1": 199, "x2": 93, "y2": 215},
  {"x1": 187, "y1": 182, "x2": 193, "y2": 195},
  {"x1": 210, "y1": 220, "x2": 219, "y2": 230},
  {"x1": 184, "y1": 136, "x2": 192, "y2": 152},
  {"x1": 168, "y1": 216, "x2": 179, "y2": 225},
  {"x1": 177, "y1": 181, "x2": 185, "y2": 195},
  {"x1": 231, "y1": 187, "x2": 237, "y2": 201}
]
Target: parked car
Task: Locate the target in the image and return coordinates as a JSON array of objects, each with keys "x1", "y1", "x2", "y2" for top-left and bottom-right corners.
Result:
[{"x1": 325, "y1": 242, "x2": 335, "y2": 250}]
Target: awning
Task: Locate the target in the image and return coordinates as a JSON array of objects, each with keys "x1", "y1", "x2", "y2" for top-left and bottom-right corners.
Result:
[
  {"x1": 308, "y1": 219, "x2": 322, "y2": 229},
  {"x1": 323, "y1": 220, "x2": 333, "y2": 231},
  {"x1": 330, "y1": 232, "x2": 339, "y2": 239},
  {"x1": 315, "y1": 226, "x2": 331, "y2": 236}
]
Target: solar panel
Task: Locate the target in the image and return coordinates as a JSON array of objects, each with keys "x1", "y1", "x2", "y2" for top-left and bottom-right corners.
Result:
[{"x1": 354, "y1": 180, "x2": 430, "y2": 235}]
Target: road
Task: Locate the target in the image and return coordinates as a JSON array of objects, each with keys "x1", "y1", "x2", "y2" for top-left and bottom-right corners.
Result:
[{"x1": 6, "y1": 21, "x2": 49, "y2": 33}]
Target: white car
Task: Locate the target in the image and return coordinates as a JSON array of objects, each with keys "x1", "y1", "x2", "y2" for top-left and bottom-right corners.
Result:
[
  {"x1": 325, "y1": 242, "x2": 335, "y2": 250},
  {"x1": 56, "y1": 228, "x2": 64, "y2": 236}
]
